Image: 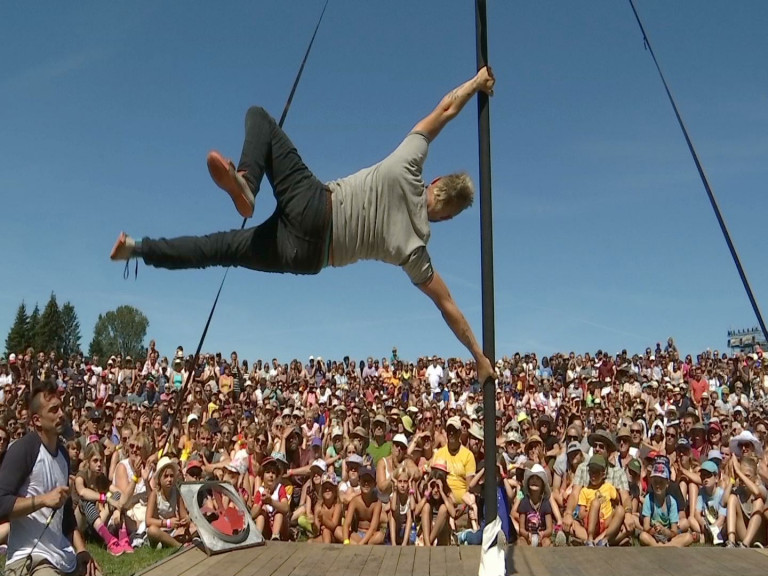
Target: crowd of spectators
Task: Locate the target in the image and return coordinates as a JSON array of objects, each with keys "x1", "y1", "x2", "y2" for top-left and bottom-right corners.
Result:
[{"x1": 2, "y1": 336, "x2": 768, "y2": 559}]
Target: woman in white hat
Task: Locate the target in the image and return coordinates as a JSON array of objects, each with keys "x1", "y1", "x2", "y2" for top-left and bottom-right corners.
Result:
[{"x1": 146, "y1": 456, "x2": 193, "y2": 548}]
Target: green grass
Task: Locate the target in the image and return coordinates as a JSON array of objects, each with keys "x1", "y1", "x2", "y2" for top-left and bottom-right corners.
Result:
[{"x1": 1, "y1": 543, "x2": 174, "y2": 576}]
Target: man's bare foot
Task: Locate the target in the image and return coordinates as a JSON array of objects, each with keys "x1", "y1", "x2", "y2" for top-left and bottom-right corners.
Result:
[
  {"x1": 206, "y1": 150, "x2": 254, "y2": 218},
  {"x1": 110, "y1": 232, "x2": 135, "y2": 261}
]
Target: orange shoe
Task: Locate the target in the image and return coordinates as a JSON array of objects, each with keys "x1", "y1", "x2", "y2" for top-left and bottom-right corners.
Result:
[
  {"x1": 110, "y1": 232, "x2": 134, "y2": 260},
  {"x1": 206, "y1": 151, "x2": 254, "y2": 218}
]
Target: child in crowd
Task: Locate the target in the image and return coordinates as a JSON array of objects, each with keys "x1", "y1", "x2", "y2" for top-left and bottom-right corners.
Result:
[
  {"x1": 296, "y1": 459, "x2": 326, "y2": 536},
  {"x1": 251, "y1": 456, "x2": 290, "y2": 541},
  {"x1": 574, "y1": 454, "x2": 623, "y2": 546},
  {"x1": 691, "y1": 460, "x2": 727, "y2": 545},
  {"x1": 146, "y1": 457, "x2": 194, "y2": 548},
  {"x1": 415, "y1": 461, "x2": 455, "y2": 546},
  {"x1": 639, "y1": 461, "x2": 692, "y2": 547},
  {"x1": 312, "y1": 473, "x2": 342, "y2": 543},
  {"x1": 342, "y1": 467, "x2": 384, "y2": 545},
  {"x1": 339, "y1": 454, "x2": 363, "y2": 505},
  {"x1": 726, "y1": 455, "x2": 767, "y2": 548},
  {"x1": 389, "y1": 464, "x2": 415, "y2": 546},
  {"x1": 517, "y1": 464, "x2": 553, "y2": 547},
  {"x1": 74, "y1": 442, "x2": 135, "y2": 555}
]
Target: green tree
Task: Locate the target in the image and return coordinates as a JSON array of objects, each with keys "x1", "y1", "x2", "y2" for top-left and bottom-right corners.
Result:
[
  {"x1": 60, "y1": 302, "x2": 82, "y2": 358},
  {"x1": 89, "y1": 305, "x2": 149, "y2": 360},
  {"x1": 38, "y1": 293, "x2": 63, "y2": 355},
  {"x1": 5, "y1": 301, "x2": 29, "y2": 356},
  {"x1": 27, "y1": 304, "x2": 41, "y2": 351}
]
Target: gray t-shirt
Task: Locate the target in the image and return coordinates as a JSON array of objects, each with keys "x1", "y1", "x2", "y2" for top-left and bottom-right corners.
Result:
[{"x1": 328, "y1": 131, "x2": 433, "y2": 285}]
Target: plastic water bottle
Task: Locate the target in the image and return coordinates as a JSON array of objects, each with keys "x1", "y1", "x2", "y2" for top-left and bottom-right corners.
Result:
[
  {"x1": 531, "y1": 533, "x2": 540, "y2": 547},
  {"x1": 410, "y1": 524, "x2": 418, "y2": 545}
]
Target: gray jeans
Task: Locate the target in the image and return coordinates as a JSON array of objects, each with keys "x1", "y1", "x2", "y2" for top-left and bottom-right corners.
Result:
[{"x1": 141, "y1": 106, "x2": 332, "y2": 275}]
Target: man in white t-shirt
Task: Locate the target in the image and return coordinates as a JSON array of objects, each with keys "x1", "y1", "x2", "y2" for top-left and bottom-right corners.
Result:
[
  {"x1": 0, "y1": 378, "x2": 100, "y2": 576},
  {"x1": 426, "y1": 356, "x2": 444, "y2": 398}
]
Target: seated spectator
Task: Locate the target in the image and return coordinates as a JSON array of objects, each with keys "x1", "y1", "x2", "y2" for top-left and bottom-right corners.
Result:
[
  {"x1": 691, "y1": 460, "x2": 726, "y2": 544},
  {"x1": 74, "y1": 442, "x2": 135, "y2": 556},
  {"x1": 574, "y1": 455, "x2": 623, "y2": 546},
  {"x1": 342, "y1": 467, "x2": 384, "y2": 545},
  {"x1": 389, "y1": 464, "x2": 415, "y2": 546},
  {"x1": 312, "y1": 473, "x2": 342, "y2": 543},
  {"x1": 639, "y1": 461, "x2": 693, "y2": 547},
  {"x1": 518, "y1": 464, "x2": 553, "y2": 547},
  {"x1": 416, "y1": 460, "x2": 455, "y2": 546},
  {"x1": 725, "y1": 455, "x2": 766, "y2": 547},
  {"x1": 146, "y1": 457, "x2": 194, "y2": 548},
  {"x1": 251, "y1": 456, "x2": 290, "y2": 541}
]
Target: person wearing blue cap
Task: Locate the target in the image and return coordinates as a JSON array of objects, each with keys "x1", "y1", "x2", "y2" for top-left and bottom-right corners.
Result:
[
  {"x1": 638, "y1": 461, "x2": 693, "y2": 547},
  {"x1": 691, "y1": 460, "x2": 726, "y2": 544}
]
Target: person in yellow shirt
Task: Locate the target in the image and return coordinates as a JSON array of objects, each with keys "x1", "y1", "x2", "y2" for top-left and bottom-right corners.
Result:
[
  {"x1": 574, "y1": 454, "x2": 624, "y2": 546},
  {"x1": 431, "y1": 416, "x2": 479, "y2": 530}
]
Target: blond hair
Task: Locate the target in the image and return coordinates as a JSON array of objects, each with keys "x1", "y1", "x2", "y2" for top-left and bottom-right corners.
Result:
[{"x1": 432, "y1": 172, "x2": 475, "y2": 213}]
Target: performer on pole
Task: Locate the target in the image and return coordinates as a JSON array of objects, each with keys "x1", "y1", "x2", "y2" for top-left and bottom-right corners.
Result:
[{"x1": 111, "y1": 67, "x2": 496, "y2": 381}]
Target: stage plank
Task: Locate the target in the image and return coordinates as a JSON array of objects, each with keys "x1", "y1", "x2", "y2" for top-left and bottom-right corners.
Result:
[
  {"x1": 428, "y1": 546, "x2": 446, "y2": 576},
  {"x1": 374, "y1": 544, "x2": 400, "y2": 576},
  {"x1": 393, "y1": 545, "x2": 415, "y2": 576}
]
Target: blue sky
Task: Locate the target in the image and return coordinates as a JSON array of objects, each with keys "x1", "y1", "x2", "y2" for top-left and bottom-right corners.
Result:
[{"x1": 2, "y1": 1, "x2": 767, "y2": 364}]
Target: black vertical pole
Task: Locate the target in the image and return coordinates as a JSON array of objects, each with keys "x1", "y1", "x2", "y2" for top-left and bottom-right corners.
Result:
[{"x1": 475, "y1": 0, "x2": 498, "y2": 525}]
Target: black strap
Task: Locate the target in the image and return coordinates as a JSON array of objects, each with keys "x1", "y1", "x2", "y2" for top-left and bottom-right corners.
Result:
[
  {"x1": 161, "y1": 0, "x2": 331, "y2": 455},
  {"x1": 628, "y1": 0, "x2": 768, "y2": 341}
]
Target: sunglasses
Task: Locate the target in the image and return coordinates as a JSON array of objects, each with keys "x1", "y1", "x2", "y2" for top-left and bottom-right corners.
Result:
[
  {"x1": 566, "y1": 435, "x2": 579, "y2": 441},
  {"x1": 666, "y1": 433, "x2": 676, "y2": 438},
  {"x1": 592, "y1": 442, "x2": 606, "y2": 450},
  {"x1": 630, "y1": 429, "x2": 642, "y2": 434}
]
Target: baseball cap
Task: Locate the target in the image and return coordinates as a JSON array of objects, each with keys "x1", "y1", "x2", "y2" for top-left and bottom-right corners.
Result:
[
  {"x1": 321, "y1": 472, "x2": 338, "y2": 486},
  {"x1": 331, "y1": 426, "x2": 343, "y2": 438},
  {"x1": 446, "y1": 416, "x2": 462, "y2": 430},
  {"x1": 700, "y1": 460, "x2": 719, "y2": 475},
  {"x1": 311, "y1": 437, "x2": 323, "y2": 447},
  {"x1": 351, "y1": 426, "x2": 369, "y2": 439},
  {"x1": 392, "y1": 434, "x2": 408, "y2": 447},
  {"x1": 346, "y1": 454, "x2": 364, "y2": 466},
  {"x1": 310, "y1": 459, "x2": 327, "y2": 473},
  {"x1": 588, "y1": 454, "x2": 608, "y2": 470},
  {"x1": 186, "y1": 413, "x2": 199, "y2": 424},
  {"x1": 707, "y1": 449, "x2": 723, "y2": 463},
  {"x1": 566, "y1": 441, "x2": 582, "y2": 455},
  {"x1": 627, "y1": 458, "x2": 642, "y2": 475},
  {"x1": 675, "y1": 437, "x2": 691, "y2": 451},
  {"x1": 650, "y1": 462, "x2": 670, "y2": 479},
  {"x1": 358, "y1": 466, "x2": 375, "y2": 480}
]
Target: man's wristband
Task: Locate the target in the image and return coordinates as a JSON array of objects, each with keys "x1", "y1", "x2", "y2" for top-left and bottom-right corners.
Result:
[
  {"x1": 100, "y1": 493, "x2": 107, "y2": 503},
  {"x1": 343, "y1": 539, "x2": 350, "y2": 545},
  {"x1": 166, "y1": 519, "x2": 172, "y2": 529},
  {"x1": 132, "y1": 474, "x2": 140, "y2": 483},
  {"x1": 31, "y1": 495, "x2": 36, "y2": 511}
]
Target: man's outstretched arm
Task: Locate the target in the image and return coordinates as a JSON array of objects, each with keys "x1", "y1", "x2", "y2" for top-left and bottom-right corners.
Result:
[
  {"x1": 418, "y1": 270, "x2": 495, "y2": 384},
  {"x1": 413, "y1": 66, "x2": 495, "y2": 142}
]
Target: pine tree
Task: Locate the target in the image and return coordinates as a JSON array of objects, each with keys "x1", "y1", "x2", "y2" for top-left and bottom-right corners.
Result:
[
  {"x1": 38, "y1": 293, "x2": 63, "y2": 356},
  {"x1": 60, "y1": 302, "x2": 82, "y2": 358},
  {"x1": 27, "y1": 303, "x2": 41, "y2": 351},
  {"x1": 5, "y1": 301, "x2": 29, "y2": 357}
]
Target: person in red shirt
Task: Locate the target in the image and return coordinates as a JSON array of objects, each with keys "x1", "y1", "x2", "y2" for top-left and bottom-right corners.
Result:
[{"x1": 687, "y1": 367, "x2": 708, "y2": 405}]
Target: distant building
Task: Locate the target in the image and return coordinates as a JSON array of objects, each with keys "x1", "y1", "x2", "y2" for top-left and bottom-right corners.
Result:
[{"x1": 727, "y1": 326, "x2": 767, "y2": 354}]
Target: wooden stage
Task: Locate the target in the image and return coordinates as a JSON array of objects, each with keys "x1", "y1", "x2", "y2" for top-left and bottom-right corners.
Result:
[{"x1": 139, "y1": 542, "x2": 768, "y2": 576}]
